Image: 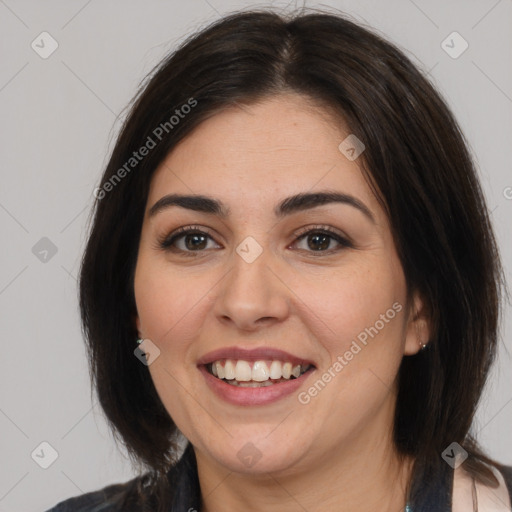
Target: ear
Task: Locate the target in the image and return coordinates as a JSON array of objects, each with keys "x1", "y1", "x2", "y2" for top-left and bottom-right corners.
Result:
[
  {"x1": 403, "y1": 292, "x2": 431, "y2": 356},
  {"x1": 135, "y1": 315, "x2": 142, "y2": 339}
]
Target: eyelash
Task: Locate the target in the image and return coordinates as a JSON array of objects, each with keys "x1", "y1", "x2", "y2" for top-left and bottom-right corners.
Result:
[{"x1": 157, "y1": 224, "x2": 353, "y2": 256}]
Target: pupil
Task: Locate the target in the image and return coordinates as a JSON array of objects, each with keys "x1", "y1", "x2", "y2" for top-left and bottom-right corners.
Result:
[
  {"x1": 308, "y1": 233, "x2": 329, "y2": 251},
  {"x1": 186, "y1": 234, "x2": 207, "y2": 250}
]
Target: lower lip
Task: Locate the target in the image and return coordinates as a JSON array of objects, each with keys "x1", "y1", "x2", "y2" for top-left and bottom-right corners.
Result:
[{"x1": 198, "y1": 365, "x2": 315, "y2": 406}]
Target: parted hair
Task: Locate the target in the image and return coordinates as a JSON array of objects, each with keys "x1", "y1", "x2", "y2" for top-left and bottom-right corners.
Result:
[{"x1": 79, "y1": 8, "x2": 505, "y2": 509}]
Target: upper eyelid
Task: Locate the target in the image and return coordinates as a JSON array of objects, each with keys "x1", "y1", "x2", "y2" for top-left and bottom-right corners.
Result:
[{"x1": 293, "y1": 224, "x2": 349, "y2": 240}]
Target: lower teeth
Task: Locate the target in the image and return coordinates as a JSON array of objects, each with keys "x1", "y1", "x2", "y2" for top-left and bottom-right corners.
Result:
[{"x1": 224, "y1": 377, "x2": 296, "y2": 387}]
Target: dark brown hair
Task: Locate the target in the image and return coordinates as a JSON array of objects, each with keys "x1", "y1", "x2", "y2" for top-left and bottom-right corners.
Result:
[{"x1": 79, "y1": 8, "x2": 505, "y2": 508}]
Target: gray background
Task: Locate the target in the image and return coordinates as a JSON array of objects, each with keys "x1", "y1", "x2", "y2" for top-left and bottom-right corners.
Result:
[{"x1": 0, "y1": 1, "x2": 511, "y2": 511}]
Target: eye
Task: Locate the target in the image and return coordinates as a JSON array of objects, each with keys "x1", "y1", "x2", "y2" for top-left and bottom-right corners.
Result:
[
  {"x1": 157, "y1": 224, "x2": 352, "y2": 256},
  {"x1": 292, "y1": 225, "x2": 352, "y2": 254},
  {"x1": 158, "y1": 225, "x2": 221, "y2": 253}
]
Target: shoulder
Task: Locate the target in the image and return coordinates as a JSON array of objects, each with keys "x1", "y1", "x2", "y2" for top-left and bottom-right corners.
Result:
[
  {"x1": 44, "y1": 475, "x2": 145, "y2": 512},
  {"x1": 45, "y1": 444, "x2": 199, "y2": 512},
  {"x1": 452, "y1": 463, "x2": 512, "y2": 512}
]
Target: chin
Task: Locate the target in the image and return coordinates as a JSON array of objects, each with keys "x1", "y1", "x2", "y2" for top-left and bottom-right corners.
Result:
[{"x1": 199, "y1": 433, "x2": 311, "y2": 475}]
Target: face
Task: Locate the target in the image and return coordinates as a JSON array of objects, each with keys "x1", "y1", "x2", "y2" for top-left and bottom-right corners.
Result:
[{"x1": 134, "y1": 94, "x2": 425, "y2": 476}]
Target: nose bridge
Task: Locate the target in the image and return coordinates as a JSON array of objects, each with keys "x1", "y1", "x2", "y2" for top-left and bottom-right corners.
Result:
[
  {"x1": 229, "y1": 238, "x2": 275, "y2": 301},
  {"x1": 231, "y1": 240, "x2": 271, "y2": 291},
  {"x1": 214, "y1": 236, "x2": 289, "y2": 329}
]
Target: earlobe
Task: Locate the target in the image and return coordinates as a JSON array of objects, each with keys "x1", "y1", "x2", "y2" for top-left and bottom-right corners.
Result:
[
  {"x1": 404, "y1": 294, "x2": 431, "y2": 356},
  {"x1": 135, "y1": 315, "x2": 142, "y2": 339}
]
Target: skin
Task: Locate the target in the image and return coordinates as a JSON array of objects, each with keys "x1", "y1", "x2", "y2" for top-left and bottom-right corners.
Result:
[{"x1": 134, "y1": 93, "x2": 430, "y2": 512}]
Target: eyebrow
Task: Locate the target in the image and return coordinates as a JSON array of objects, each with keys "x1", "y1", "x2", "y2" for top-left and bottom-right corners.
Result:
[{"x1": 148, "y1": 191, "x2": 375, "y2": 223}]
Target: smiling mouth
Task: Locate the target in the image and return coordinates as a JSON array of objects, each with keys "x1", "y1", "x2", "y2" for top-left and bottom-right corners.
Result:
[{"x1": 205, "y1": 359, "x2": 315, "y2": 387}]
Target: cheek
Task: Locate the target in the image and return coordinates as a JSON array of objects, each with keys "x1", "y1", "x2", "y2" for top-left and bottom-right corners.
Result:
[
  {"x1": 133, "y1": 257, "x2": 206, "y2": 423},
  {"x1": 301, "y1": 267, "x2": 406, "y2": 412},
  {"x1": 299, "y1": 263, "x2": 405, "y2": 352},
  {"x1": 134, "y1": 255, "x2": 214, "y2": 357}
]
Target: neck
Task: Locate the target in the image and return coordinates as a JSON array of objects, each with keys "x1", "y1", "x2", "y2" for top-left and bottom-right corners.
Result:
[{"x1": 195, "y1": 421, "x2": 413, "y2": 512}]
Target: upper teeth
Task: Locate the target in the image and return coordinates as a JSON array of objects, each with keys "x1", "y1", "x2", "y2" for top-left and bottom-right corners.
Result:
[{"x1": 210, "y1": 359, "x2": 309, "y2": 382}]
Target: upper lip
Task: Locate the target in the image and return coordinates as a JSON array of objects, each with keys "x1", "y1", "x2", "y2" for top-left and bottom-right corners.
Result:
[{"x1": 197, "y1": 346, "x2": 316, "y2": 367}]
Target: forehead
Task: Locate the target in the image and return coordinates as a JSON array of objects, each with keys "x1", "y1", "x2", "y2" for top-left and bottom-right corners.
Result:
[{"x1": 147, "y1": 94, "x2": 381, "y2": 220}]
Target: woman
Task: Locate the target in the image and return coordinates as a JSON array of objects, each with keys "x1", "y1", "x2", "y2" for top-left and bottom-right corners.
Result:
[{"x1": 47, "y1": 9, "x2": 511, "y2": 512}]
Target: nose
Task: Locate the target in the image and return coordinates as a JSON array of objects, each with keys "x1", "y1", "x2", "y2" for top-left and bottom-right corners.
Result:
[{"x1": 213, "y1": 246, "x2": 291, "y2": 332}]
